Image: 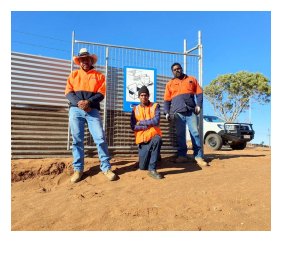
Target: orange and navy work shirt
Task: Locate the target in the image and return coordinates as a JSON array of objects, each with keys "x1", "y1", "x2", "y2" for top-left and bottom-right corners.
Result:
[
  {"x1": 130, "y1": 102, "x2": 162, "y2": 145},
  {"x1": 163, "y1": 74, "x2": 203, "y2": 114},
  {"x1": 65, "y1": 67, "x2": 106, "y2": 110}
]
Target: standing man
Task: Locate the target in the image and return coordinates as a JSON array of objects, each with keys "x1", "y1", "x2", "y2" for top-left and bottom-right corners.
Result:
[
  {"x1": 130, "y1": 86, "x2": 163, "y2": 179},
  {"x1": 164, "y1": 62, "x2": 207, "y2": 167},
  {"x1": 65, "y1": 48, "x2": 116, "y2": 183}
]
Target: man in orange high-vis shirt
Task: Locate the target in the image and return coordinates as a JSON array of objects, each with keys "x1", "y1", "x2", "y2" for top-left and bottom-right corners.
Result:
[
  {"x1": 130, "y1": 86, "x2": 163, "y2": 179},
  {"x1": 65, "y1": 48, "x2": 116, "y2": 183},
  {"x1": 164, "y1": 62, "x2": 208, "y2": 167}
]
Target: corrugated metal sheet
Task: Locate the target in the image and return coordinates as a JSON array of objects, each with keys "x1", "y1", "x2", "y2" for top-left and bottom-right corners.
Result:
[
  {"x1": 11, "y1": 106, "x2": 71, "y2": 158},
  {"x1": 11, "y1": 52, "x2": 70, "y2": 107}
]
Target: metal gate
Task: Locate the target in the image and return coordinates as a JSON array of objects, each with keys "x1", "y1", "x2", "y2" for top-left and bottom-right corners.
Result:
[{"x1": 68, "y1": 31, "x2": 203, "y2": 154}]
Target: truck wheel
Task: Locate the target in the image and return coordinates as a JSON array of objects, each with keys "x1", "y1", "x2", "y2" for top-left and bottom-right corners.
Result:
[
  {"x1": 230, "y1": 142, "x2": 247, "y2": 150},
  {"x1": 205, "y1": 133, "x2": 223, "y2": 150}
]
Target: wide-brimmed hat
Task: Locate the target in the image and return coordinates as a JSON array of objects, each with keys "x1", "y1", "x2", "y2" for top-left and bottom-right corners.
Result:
[{"x1": 73, "y1": 48, "x2": 98, "y2": 65}]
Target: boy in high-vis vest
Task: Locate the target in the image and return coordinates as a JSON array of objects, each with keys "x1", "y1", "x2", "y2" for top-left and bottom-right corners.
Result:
[{"x1": 130, "y1": 86, "x2": 163, "y2": 179}]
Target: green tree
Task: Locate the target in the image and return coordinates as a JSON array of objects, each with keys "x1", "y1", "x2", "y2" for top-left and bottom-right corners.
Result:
[{"x1": 204, "y1": 71, "x2": 271, "y2": 122}]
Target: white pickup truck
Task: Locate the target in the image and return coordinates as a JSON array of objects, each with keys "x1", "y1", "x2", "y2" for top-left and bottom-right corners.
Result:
[{"x1": 203, "y1": 115, "x2": 255, "y2": 150}]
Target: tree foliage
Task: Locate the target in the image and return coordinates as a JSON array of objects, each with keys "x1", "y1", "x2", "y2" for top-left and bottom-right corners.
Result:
[{"x1": 204, "y1": 71, "x2": 271, "y2": 122}]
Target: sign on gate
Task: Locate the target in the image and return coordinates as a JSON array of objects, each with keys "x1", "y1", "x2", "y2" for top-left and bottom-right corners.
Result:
[{"x1": 123, "y1": 66, "x2": 157, "y2": 112}]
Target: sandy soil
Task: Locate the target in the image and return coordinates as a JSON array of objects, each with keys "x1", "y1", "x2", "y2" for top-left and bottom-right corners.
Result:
[{"x1": 11, "y1": 146, "x2": 271, "y2": 231}]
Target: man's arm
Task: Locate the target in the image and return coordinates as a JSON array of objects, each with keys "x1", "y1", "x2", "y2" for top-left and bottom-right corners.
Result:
[
  {"x1": 194, "y1": 78, "x2": 203, "y2": 108},
  {"x1": 163, "y1": 100, "x2": 171, "y2": 115},
  {"x1": 195, "y1": 93, "x2": 203, "y2": 109},
  {"x1": 163, "y1": 82, "x2": 172, "y2": 114},
  {"x1": 130, "y1": 109, "x2": 148, "y2": 131},
  {"x1": 65, "y1": 92, "x2": 81, "y2": 106},
  {"x1": 65, "y1": 74, "x2": 81, "y2": 106},
  {"x1": 87, "y1": 92, "x2": 105, "y2": 106}
]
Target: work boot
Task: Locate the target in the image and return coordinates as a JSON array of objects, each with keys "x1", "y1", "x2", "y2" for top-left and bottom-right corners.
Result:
[
  {"x1": 186, "y1": 154, "x2": 195, "y2": 162},
  {"x1": 148, "y1": 170, "x2": 163, "y2": 179},
  {"x1": 175, "y1": 156, "x2": 189, "y2": 163},
  {"x1": 103, "y1": 169, "x2": 116, "y2": 181},
  {"x1": 70, "y1": 171, "x2": 83, "y2": 183},
  {"x1": 195, "y1": 157, "x2": 208, "y2": 167}
]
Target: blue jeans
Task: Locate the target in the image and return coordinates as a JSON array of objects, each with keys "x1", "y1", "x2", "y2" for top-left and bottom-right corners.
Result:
[
  {"x1": 138, "y1": 135, "x2": 162, "y2": 171},
  {"x1": 174, "y1": 110, "x2": 203, "y2": 158},
  {"x1": 69, "y1": 107, "x2": 111, "y2": 172}
]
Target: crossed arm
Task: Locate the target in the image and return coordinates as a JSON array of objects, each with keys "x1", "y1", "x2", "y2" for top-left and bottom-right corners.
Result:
[{"x1": 130, "y1": 105, "x2": 161, "y2": 131}]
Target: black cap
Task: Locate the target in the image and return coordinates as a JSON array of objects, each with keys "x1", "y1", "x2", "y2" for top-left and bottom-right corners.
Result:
[{"x1": 138, "y1": 86, "x2": 150, "y2": 97}]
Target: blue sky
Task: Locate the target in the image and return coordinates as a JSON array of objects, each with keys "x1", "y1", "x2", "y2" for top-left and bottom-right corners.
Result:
[{"x1": 11, "y1": 11, "x2": 271, "y2": 145}]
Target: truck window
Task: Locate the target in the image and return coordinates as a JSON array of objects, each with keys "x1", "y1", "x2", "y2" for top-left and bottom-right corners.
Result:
[{"x1": 203, "y1": 116, "x2": 224, "y2": 123}]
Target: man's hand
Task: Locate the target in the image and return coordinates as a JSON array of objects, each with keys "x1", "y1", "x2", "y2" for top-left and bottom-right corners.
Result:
[
  {"x1": 165, "y1": 113, "x2": 170, "y2": 121},
  {"x1": 78, "y1": 100, "x2": 90, "y2": 109},
  {"x1": 83, "y1": 107, "x2": 92, "y2": 112},
  {"x1": 78, "y1": 100, "x2": 91, "y2": 112},
  {"x1": 195, "y1": 106, "x2": 201, "y2": 115}
]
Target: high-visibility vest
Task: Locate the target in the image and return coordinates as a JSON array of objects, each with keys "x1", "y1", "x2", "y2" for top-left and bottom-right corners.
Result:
[{"x1": 134, "y1": 103, "x2": 162, "y2": 144}]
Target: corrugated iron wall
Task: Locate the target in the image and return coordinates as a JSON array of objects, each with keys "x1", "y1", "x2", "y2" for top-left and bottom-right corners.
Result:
[
  {"x1": 12, "y1": 52, "x2": 71, "y2": 158},
  {"x1": 11, "y1": 52, "x2": 70, "y2": 107},
  {"x1": 11, "y1": 106, "x2": 70, "y2": 158},
  {"x1": 11, "y1": 52, "x2": 178, "y2": 159}
]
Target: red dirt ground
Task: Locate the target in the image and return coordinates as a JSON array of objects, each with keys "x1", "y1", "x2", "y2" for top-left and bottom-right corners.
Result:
[{"x1": 11, "y1": 146, "x2": 270, "y2": 231}]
